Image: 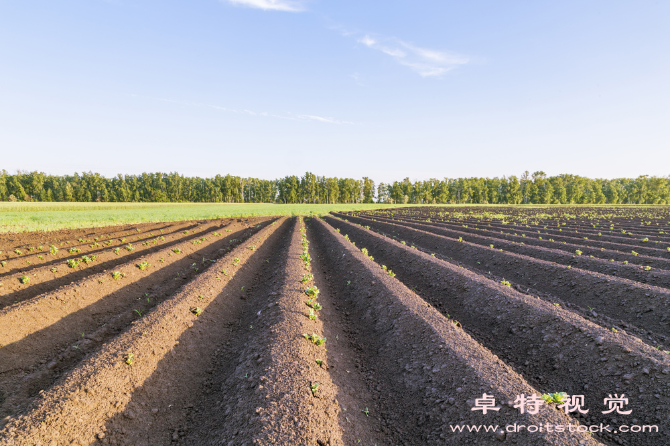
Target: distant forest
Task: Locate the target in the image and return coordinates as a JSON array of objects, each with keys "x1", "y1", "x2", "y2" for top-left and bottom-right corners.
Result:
[{"x1": 1, "y1": 171, "x2": 669, "y2": 205}]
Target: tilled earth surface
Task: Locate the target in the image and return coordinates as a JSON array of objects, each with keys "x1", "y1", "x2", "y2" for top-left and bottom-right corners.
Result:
[{"x1": 0, "y1": 207, "x2": 669, "y2": 445}]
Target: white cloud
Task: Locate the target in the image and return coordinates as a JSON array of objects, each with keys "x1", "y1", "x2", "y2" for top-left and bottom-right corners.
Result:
[
  {"x1": 222, "y1": 0, "x2": 306, "y2": 12},
  {"x1": 355, "y1": 33, "x2": 468, "y2": 77},
  {"x1": 145, "y1": 96, "x2": 352, "y2": 125}
]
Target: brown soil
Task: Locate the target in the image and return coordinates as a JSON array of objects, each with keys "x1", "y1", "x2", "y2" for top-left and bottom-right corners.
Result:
[
  {"x1": 1, "y1": 209, "x2": 669, "y2": 445},
  {"x1": 335, "y1": 213, "x2": 670, "y2": 345},
  {"x1": 323, "y1": 215, "x2": 670, "y2": 446}
]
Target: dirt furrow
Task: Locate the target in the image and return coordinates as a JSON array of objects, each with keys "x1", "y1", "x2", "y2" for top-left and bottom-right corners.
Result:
[
  {"x1": 336, "y1": 213, "x2": 670, "y2": 341},
  {"x1": 168, "y1": 217, "x2": 347, "y2": 445},
  {"x1": 370, "y1": 213, "x2": 670, "y2": 288},
  {"x1": 406, "y1": 216, "x2": 670, "y2": 257},
  {"x1": 0, "y1": 222, "x2": 180, "y2": 254},
  {"x1": 308, "y1": 218, "x2": 601, "y2": 446},
  {"x1": 0, "y1": 222, "x2": 194, "y2": 275},
  {"x1": 324, "y1": 216, "x2": 670, "y2": 446},
  {"x1": 0, "y1": 219, "x2": 273, "y2": 422},
  {"x1": 364, "y1": 214, "x2": 670, "y2": 278},
  {"x1": 0, "y1": 218, "x2": 286, "y2": 445},
  {"x1": 0, "y1": 220, "x2": 235, "y2": 310}
]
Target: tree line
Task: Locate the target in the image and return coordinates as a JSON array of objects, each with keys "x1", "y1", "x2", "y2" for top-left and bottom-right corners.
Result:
[{"x1": 1, "y1": 170, "x2": 669, "y2": 205}]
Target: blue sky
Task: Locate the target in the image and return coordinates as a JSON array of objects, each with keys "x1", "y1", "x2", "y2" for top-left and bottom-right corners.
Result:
[{"x1": 1, "y1": 0, "x2": 668, "y2": 183}]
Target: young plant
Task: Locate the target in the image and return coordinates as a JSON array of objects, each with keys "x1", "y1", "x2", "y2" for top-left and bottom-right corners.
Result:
[
  {"x1": 310, "y1": 383, "x2": 319, "y2": 396},
  {"x1": 20, "y1": 275, "x2": 30, "y2": 284},
  {"x1": 500, "y1": 279, "x2": 511, "y2": 287},
  {"x1": 125, "y1": 244, "x2": 134, "y2": 252},
  {"x1": 631, "y1": 251, "x2": 639, "y2": 256},
  {"x1": 305, "y1": 286, "x2": 320, "y2": 298},
  {"x1": 308, "y1": 309, "x2": 316, "y2": 320},
  {"x1": 541, "y1": 392, "x2": 568, "y2": 404},
  {"x1": 67, "y1": 259, "x2": 80, "y2": 268},
  {"x1": 173, "y1": 248, "x2": 182, "y2": 254},
  {"x1": 301, "y1": 273, "x2": 313, "y2": 283},
  {"x1": 112, "y1": 271, "x2": 123, "y2": 280},
  {"x1": 125, "y1": 353, "x2": 134, "y2": 365},
  {"x1": 137, "y1": 261, "x2": 150, "y2": 271},
  {"x1": 233, "y1": 257, "x2": 241, "y2": 265},
  {"x1": 303, "y1": 333, "x2": 326, "y2": 346},
  {"x1": 575, "y1": 250, "x2": 582, "y2": 256},
  {"x1": 190, "y1": 307, "x2": 203, "y2": 316}
]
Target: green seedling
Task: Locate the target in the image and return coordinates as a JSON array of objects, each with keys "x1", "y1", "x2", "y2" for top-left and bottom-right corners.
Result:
[
  {"x1": 631, "y1": 251, "x2": 639, "y2": 256},
  {"x1": 642, "y1": 238, "x2": 649, "y2": 242},
  {"x1": 310, "y1": 383, "x2": 319, "y2": 396},
  {"x1": 400, "y1": 241, "x2": 406, "y2": 245},
  {"x1": 575, "y1": 250, "x2": 582, "y2": 256},
  {"x1": 173, "y1": 248, "x2": 182, "y2": 254},
  {"x1": 303, "y1": 333, "x2": 326, "y2": 346},
  {"x1": 644, "y1": 266, "x2": 652, "y2": 271},
  {"x1": 362, "y1": 407, "x2": 370, "y2": 417},
  {"x1": 431, "y1": 253, "x2": 436, "y2": 257},
  {"x1": 112, "y1": 271, "x2": 123, "y2": 280},
  {"x1": 308, "y1": 309, "x2": 316, "y2": 320},
  {"x1": 137, "y1": 261, "x2": 150, "y2": 271},
  {"x1": 20, "y1": 275, "x2": 30, "y2": 284},
  {"x1": 125, "y1": 352, "x2": 134, "y2": 365},
  {"x1": 315, "y1": 359, "x2": 323, "y2": 366},
  {"x1": 190, "y1": 307, "x2": 203, "y2": 316},
  {"x1": 133, "y1": 309, "x2": 143, "y2": 317},
  {"x1": 50, "y1": 267, "x2": 58, "y2": 273},
  {"x1": 50, "y1": 245, "x2": 59, "y2": 255},
  {"x1": 81, "y1": 255, "x2": 92, "y2": 264},
  {"x1": 68, "y1": 247, "x2": 80, "y2": 254},
  {"x1": 623, "y1": 261, "x2": 628, "y2": 264},
  {"x1": 67, "y1": 259, "x2": 80, "y2": 268},
  {"x1": 14, "y1": 249, "x2": 22, "y2": 255},
  {"x1": 248, "y1": 245, "x2": 256, "y2": 251},
  {"x1": 233, "y1": 258, "x2": 240, "y2": 265},
  {"x1": 125, "y1": 244, "x2": 134, "y2": 252},
  {"x1": 387, "y1": 270, "x2": 396, "y2": 278},
  {"x1": 541, "y1": 392, "x2": 568, "y2": 404},
  {"x1": 500, "y1": 279, "x2": 511, "y2": 287},
  {"x1": 305, "y1": 286, "x2": 320, "y2": 298},
  {"x1": 301, "y1": 274, "x2": 313, "y2": 283}
]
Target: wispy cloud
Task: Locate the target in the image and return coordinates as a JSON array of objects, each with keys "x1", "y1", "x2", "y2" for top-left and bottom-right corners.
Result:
[
  {"x1": 134, "y1": 95, "x2": 353, "y2": 125},
  {"x1": 354, "y1": 33, "x2": 468, "y2": 77},
  {"x1": 222, "y1": 0, "x2": 306, "y2": 12}
]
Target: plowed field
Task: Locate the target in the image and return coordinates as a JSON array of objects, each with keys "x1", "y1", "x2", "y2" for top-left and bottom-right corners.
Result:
[{"x1": 1, "y1": 208, "x2": 668, "y2": 445}]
